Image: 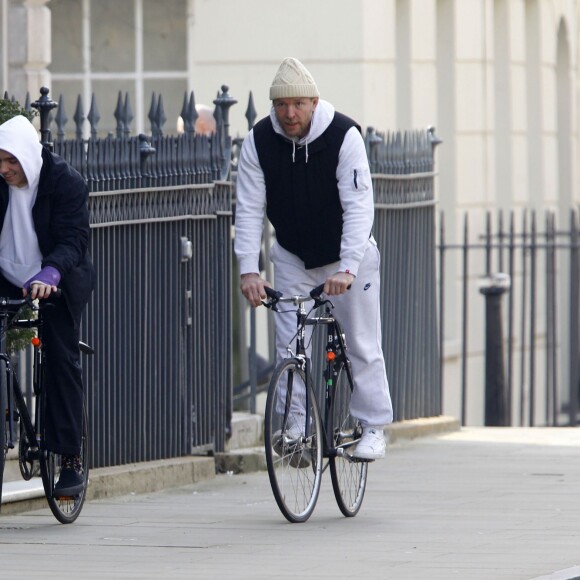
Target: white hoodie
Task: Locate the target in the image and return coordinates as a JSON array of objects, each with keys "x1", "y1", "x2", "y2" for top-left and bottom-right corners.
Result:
[
  {"x1": 0, "y1": 115, "x2": 44, "y2": 286},
  {"x1": 234, "y1": 99, "x2": 374, "y2": 277}
]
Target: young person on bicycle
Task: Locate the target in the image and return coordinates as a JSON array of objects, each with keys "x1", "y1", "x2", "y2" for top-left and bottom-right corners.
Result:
[
  {"x1": 235, "y1": 57, "x2": 393, "y2": 459},
  {"x1": 0, "y1": 114, "x2": 95, "y2": 495}
]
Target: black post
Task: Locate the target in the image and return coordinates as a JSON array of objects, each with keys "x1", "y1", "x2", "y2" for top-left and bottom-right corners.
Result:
[
  {"x1": 479, "y1": 273, "x2": 511, "y2": 426},
  {"x1": 213, "y1": 85, "x2": 237, "y2": 180},
  {"x1": 31, "y1": 87, "x2": 58, "y2": 150},
  {"x1": 138, "y1": 133, "x2": 156, "y2": 187}
]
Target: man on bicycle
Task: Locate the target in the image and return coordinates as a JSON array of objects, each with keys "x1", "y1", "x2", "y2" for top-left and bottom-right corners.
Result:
[
  {"x1": 0, "y1": 114, "x2": 95, "y2": 495},
  {"x1": 235, "y1": 57, "x2": 393, "y2": 459}
]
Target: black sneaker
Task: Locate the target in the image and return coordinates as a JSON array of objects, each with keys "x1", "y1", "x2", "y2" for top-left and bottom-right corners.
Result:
[{"x1": 54, "y1": 455, "x2": 84, "y2": 497}]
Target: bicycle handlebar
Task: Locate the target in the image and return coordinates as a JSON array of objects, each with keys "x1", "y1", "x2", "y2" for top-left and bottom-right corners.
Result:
[
  {"x1": 262, "y1": 284, "x2": 330, "y2": 311},
  {"x1": 0, "y1": 289, "x2": 62, "y2": 314},
  {"x1": 263, "y1": 282, "x2": 350, "y2": 310}
]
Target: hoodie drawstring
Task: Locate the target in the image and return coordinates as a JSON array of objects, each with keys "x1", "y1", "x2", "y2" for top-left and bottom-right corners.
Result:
[{"x1": 291, "y1": 138, "x2": 309, "y2": 164}]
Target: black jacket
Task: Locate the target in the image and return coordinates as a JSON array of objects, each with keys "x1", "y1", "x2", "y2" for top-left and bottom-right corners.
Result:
[{"x1": 0, "y1": 148, "x2": 95, "y2": 322}]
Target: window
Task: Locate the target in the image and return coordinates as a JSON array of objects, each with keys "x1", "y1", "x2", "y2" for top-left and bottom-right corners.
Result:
[{"x1": 50, "y1": 0, "x2": 187, "y2": 135}]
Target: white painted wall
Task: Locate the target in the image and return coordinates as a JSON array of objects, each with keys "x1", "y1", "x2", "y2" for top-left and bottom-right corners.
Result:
[{"x1": 1, "y1": 0, "x2": 579, "y2": 424}]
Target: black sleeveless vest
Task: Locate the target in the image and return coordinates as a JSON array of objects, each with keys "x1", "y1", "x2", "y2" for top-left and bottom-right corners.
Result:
[{"x1": 253, "y1": 112, "x2": 359, "y2": 269}]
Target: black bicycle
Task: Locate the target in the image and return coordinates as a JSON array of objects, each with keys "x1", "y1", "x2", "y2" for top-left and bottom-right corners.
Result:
[
  {"x1": 0, "y1": 294, "x2": 92, "y2": 524},
  {"x1": 262, "y1": 284, "x2": 370, "y2": 523}
]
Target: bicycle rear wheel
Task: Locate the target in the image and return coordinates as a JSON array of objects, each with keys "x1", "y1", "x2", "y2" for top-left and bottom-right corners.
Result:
[
  {"x1": 264, "y1": 359, "x2": 323, "y2": 523},
  {"x1": 40, "y1": 402, "x2": 89, "y2": 524},
  {"x1": 329, "y1": 365, "x2": 368, "y2": 517}
]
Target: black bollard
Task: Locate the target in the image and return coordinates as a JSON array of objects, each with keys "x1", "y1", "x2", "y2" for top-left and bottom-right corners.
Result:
[{"x1": 478, "y1": 273, "x2": 511, "y2": 426}]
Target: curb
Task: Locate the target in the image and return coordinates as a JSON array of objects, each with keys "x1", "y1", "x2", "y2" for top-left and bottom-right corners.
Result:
[
  {"x1": 1, "y1": 415, "x2": 459, "y2": 516},
  {"x1": 214, "y1": 414, "x2": 461, "y2": 474},
  {"x1": 386, "y1": 415, "x2": 461, "y2": 443},
  {"x1": 87, "y1": 456, "x2": 216, "y2": 501},
  {"x1": 1, "y1": 456, "x2": 215, "y2": 517}
]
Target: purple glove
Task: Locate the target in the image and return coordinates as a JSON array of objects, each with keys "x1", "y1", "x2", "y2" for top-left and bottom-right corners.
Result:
[{"x1": 24, "y1": 266, "x2": 61, "y2": 291}]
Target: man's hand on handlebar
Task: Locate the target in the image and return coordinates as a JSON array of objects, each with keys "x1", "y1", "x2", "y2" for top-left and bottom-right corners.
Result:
[
  {"x1": 324, "y1": 271, "x2": 355, "y2": 296},
  {"x1": 23, "y1": 266, "x2": 61, "y2": 300},
  {"x1": 23, "y1": 282, "x2": 58, "y2": 301},
  {"x1": 240, "y1": 273, "x2": 272, "y2": 308}
]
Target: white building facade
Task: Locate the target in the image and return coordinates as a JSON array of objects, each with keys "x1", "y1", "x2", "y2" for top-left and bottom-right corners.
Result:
[{"x1": 1, "y1": 0, "x2": 579, "y2": 424}]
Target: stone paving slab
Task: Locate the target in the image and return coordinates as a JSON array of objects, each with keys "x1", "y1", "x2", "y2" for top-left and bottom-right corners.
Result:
[{"x1": 0, "y1": 426, "x2": 579, "y2": 579}]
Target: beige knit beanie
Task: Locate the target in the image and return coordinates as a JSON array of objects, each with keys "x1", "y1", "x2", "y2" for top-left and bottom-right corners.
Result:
[{"x1": 269, "y1": 57, "x2": 320, "y2": 100}]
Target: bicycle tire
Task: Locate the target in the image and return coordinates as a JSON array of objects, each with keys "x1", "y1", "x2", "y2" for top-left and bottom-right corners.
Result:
[
  {"x1": 264, "y1": 359, "x2": 323, "y2": 523},
  {"x1": 329, "y1": 365, "x2": 368, "y2": 517},
  {"x1": 0, "y1": 357, "x2": 6, "y2": 508},
  {"x1": 40, "y1": 402, "x2": 89, "y2": 524}
]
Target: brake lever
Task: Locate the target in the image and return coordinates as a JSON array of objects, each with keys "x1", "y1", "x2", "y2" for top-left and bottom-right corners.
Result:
[
  {"x1": 310, "y1": 282, "x2": 353, "y2": 309},
  {"x1": 26, "y1": 288, "x2": 62, "y2": 310},
  {"x1": 262, "y1": 287, "x2": 282, "y2": 312}
]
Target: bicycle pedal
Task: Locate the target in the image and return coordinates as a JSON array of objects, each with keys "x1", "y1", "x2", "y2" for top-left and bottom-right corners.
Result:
[
  {"x1": 337, "y1": 449, "x2": 373, "y2": 463},
  {"x1": 25, "y1": 448, "x2": 40, "y2": 461}
]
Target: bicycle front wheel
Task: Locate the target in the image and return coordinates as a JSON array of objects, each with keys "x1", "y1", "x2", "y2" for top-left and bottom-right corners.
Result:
[
  {"x1": 264, "y1": 359, "x2": 323, "y2": 523},
  {"x1": 329, "y1": 365, "x2": 368, "y2": 517},
  {"x1": 40, "y1": 402, "x2": 89, "y2": 524}
]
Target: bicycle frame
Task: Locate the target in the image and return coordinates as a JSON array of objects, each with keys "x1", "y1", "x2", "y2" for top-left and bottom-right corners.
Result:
[
  {"x1": 0, "y1": 295, "x2": 91, "y2": 523},
  {"x1": 8, "y1": 345, "x2": 42, "y2": 467},
  {"x1": 270, "y1": 289, "x2": 356, "y2": 460},
  {"x1": 263, "y1": 285, "x2": 369, "y2": 522},
  {"x1": 319, "y1": 315, "x2": 357, "y2": 459},
  {"x1": 0, "y1": 302, "x2": 43, "y2": 478}
]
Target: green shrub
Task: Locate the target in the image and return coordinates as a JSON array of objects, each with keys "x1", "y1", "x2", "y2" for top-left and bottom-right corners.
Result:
[
  {"x1": 6, "y1": 306, "x2": 37, "y2": 354},
  {"x1": 0, "y1": 98, "x2": 36, "y2": 125}
]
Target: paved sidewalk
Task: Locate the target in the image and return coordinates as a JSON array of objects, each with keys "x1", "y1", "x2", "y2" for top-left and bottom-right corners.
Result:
[{"x1": 1, "y1": 426, "x2": 580, "y2": 579}]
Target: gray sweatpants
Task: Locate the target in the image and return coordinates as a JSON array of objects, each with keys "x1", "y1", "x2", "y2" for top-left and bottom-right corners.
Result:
[{"x1": 270, "y1": 239, "x2": 393, "y2": 427}]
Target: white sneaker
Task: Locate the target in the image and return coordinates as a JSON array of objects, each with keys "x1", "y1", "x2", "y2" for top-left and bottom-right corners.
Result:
[{"x1": 353, "y1": 426, "x2": 386, "y2": 460}]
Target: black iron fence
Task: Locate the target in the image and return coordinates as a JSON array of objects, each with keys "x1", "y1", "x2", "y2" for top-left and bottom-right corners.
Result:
[
  {"x1": 85, "y1": 181, "x2": 232, "y2": 467},
  {"x1": 439, "y1": 209, "x2": 580, "y2": 427},
  {"x1": 5, "y1": 85, "x2": 447, "y2": 470},
  {"x1": 373, "y1": 129, "x2": 442, "y2": 421},
  {"x1": 28, "y1": 85, "x2": 237, "y2": 190},
  {"x1": 7, "y1": 86, "x2": 236, "y2": 468}
]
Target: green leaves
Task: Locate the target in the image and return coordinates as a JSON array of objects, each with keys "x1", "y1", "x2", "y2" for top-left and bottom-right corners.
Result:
[
  {"x1": 6, "y1": 305, "x2": 37, "y2": 354},
  {"x1": 0, "y1": 98, "x2": 37, "y2": 125}
]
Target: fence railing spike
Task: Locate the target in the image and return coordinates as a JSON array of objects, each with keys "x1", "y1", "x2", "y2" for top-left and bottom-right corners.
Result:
[{"x1": 87, "y1": 92, "x2": 101, "y2": 139}]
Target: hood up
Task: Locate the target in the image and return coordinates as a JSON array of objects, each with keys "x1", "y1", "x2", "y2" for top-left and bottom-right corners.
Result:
[
  {"x1": 0, "y1": 115, "x2": 44, "y2": 286},
  {"x1": 0, "y1": 115, "x2": 43, "y2": 191}
]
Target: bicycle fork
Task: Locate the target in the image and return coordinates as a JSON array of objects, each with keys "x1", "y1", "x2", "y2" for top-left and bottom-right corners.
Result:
[
  {"x1": 10, "y1": 372, "x2": 40, "y2": 461},
  {"x1": 324, "y1": 324, "x2": 359, "y2": 461},
  {"x1": 5, "y1": 345, "x2": 42, "y2": 471},
  {"x1": 1, "y1": 353, "x2": 17, "y2": 452},
  {"x1": 281, "y1": 355, "x2": 311, "y2": 442}
]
